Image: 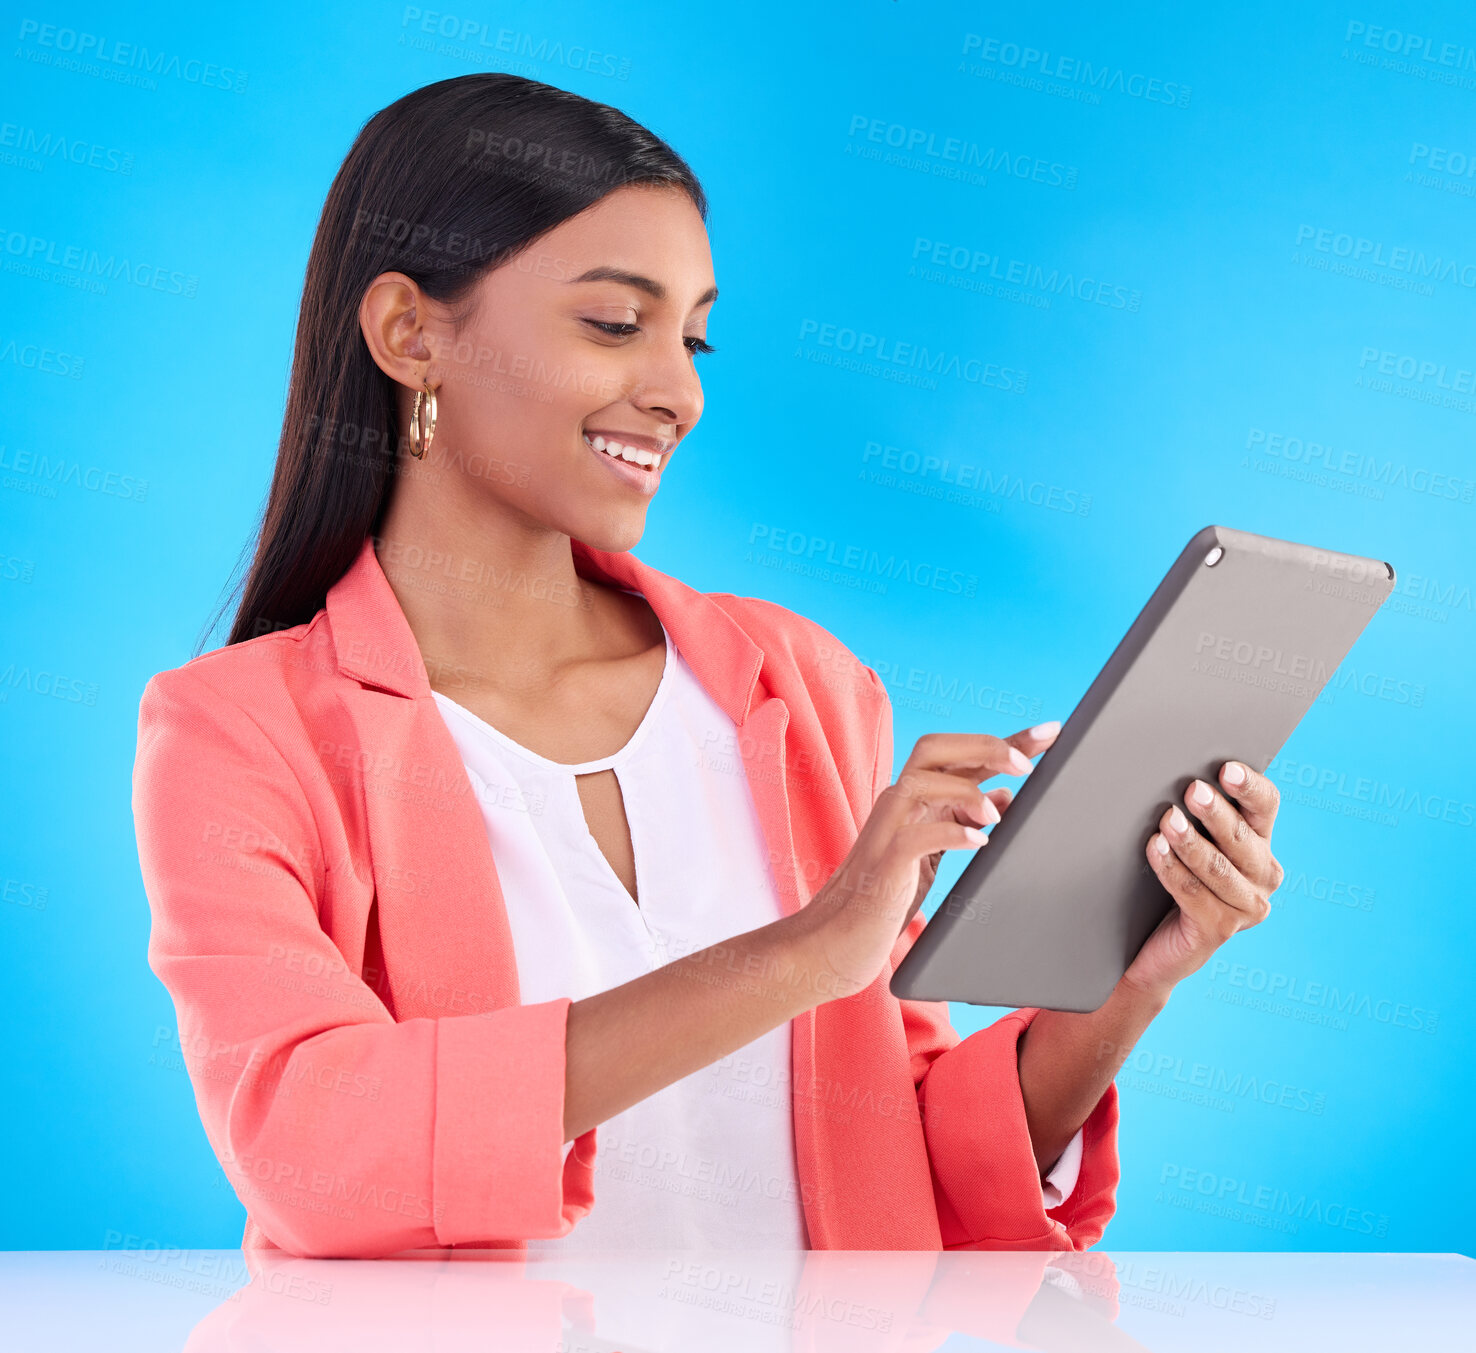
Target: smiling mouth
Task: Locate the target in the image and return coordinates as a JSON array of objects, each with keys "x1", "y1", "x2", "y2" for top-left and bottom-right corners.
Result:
[{"x1": 583, "y1": 433, "x2": 665, "y2": 471}]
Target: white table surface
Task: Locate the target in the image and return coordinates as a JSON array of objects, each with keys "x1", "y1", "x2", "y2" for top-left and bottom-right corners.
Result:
[{"x1": 2, "y1": 1248, "x2": 1471, "y2": 1351}]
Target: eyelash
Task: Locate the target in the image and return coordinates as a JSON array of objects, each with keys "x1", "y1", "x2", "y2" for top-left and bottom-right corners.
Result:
[{"x1": 583, "y1": 319, "x2": 717, "y2": 356}]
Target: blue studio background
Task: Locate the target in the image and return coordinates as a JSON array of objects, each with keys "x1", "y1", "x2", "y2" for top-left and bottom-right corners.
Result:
[{"x1": 2, "y1": 0, "x2": 1472, "y2": 1253}]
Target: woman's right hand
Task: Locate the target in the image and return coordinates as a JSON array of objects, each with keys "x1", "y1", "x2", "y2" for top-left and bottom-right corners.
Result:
[{"x1": 792, "y1": 724, "x2": 1061, "y2": 1002}]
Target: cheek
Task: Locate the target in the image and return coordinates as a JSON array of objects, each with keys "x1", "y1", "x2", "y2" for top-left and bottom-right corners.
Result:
[{"x1": 439, "y1": 318, "x2": 636, "y2": 483}]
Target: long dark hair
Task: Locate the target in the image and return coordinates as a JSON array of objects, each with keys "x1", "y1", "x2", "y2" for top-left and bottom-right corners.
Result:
[{"x1": 202, "y1": 73, "x2": 706, "y2": 654}]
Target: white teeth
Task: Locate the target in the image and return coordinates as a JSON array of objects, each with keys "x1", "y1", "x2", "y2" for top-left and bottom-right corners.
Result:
[{"x1": 585, "y1": 433, "x2": 663, "y2": 470}]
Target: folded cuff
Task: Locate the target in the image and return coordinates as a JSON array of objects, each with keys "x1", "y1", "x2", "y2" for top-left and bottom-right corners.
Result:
[
  {"x1": 432, "y1": 996, "x2": 588, "y2": 1245},
  {"x1": 922, "y1": 1008, "x2": 1118, "y2": 1249}
]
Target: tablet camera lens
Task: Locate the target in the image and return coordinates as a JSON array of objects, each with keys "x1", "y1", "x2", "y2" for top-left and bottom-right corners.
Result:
[{"x1": 1204, "y1": 547, "x2": 1223, "y2": 566}]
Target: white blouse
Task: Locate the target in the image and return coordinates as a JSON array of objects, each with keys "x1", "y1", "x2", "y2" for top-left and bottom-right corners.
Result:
[{"x1": 431, "y1": 602, "x2": 1082, "y2": 1248}]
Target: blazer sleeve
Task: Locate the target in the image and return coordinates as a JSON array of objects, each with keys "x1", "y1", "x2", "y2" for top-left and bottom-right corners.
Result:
[
  {"x1": 132, "y1": 665, "x2": 592, "y2": 1259},
  {"x1": 864, "y1": 666, "x2": 1121, "y2": 1251}
]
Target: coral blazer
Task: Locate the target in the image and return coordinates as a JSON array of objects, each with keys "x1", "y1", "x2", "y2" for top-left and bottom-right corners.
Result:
[{"x1": 132, "y1": 535, "x2": 1119, "y2": 1259}]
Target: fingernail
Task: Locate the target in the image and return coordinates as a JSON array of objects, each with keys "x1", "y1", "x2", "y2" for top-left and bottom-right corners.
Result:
[
  {"x1": 963, "y1": 826, "x2": 988, "y2": 845},
  {"x1": 1191, "y1": 780, "x2": 1213, "y2": 807},
  {"x1": 1153, "y1": 833, "x2": 1169, "y2": 855},
  {"x1": 1009, "y1": 748, "x2": 1033, "y2": 774},
  {"x1": 1169, "y1": 807, "x2": 1188, "y2": 833},
  {"x1": 982, "y1": 797, "x2": 1001, "y2": 825},
  {"x1": 1223, "y1": 761, "x2": 1246, "y2": 786},
  {"x1": 1029, "y1": 720, "x2": 1060, "y2": 739}
]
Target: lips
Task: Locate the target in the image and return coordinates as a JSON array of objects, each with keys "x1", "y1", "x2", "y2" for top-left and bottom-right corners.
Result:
[
  {"x1": 583, "y1": 432, "x2": 665, "y2": 497},
  {"x1": 583, "y1": 432, "x2": 667, "y2": 470}
]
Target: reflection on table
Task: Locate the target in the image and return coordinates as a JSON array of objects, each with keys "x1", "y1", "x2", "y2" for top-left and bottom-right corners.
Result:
[{"x1": 2, "y1": 1247, "x2": 1471, "y2": 1351}]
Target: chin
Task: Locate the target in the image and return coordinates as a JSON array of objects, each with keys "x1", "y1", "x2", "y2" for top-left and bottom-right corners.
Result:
[{"x1": 573, "y1": 509, "x2": 648, "y2": 555}]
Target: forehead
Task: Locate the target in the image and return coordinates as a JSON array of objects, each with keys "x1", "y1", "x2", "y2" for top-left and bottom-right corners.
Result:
[{"x1": 522, "y1": 185, "x2": 715, "y2": 298}]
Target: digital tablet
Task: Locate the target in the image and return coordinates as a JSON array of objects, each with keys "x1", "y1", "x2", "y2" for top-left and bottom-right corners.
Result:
[{"x1": 888, "y1": 524, "x2": 1396, "y2": 1013}]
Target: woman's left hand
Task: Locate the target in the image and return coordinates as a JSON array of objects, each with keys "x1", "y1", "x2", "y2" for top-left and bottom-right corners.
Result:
[{"x1": 1119, "y1": 760, "x2": 1284, "y2": 1001}]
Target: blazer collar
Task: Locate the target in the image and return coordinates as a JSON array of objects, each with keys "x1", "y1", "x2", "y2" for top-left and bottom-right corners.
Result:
[{"x1": 326, "y1": 535, "x2": 768, "y2": 727}]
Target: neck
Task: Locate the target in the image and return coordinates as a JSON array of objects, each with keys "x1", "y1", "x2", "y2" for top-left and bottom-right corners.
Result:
[{"x1": 374, "y1": 488, "x2": 619, "y2": 698}]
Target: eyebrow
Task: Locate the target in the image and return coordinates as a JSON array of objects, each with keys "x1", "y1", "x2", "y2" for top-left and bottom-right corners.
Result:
[{"x1": 567, "y1": 265, "x2": 718, "y2": 308}]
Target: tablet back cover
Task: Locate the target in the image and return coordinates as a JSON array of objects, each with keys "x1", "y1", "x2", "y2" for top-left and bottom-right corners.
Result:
[{"x1": 889, "y1": 524, "x2": 1395, "y2": 1012}]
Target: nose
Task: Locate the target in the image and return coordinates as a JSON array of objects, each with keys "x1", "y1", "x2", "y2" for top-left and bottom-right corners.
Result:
[{"x1": 627, "y1": 330, "x2": 704, "y2": 430}]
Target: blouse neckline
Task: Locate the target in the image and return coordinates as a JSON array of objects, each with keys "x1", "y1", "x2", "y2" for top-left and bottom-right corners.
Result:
[{"x1": 430, "y1": 602, "x2": 676, "y2": 775}]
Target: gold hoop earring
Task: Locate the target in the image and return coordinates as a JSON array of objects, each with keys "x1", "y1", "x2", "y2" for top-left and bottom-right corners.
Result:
[{"x1": 410, "y1": 379, "x2": 437, "y2": 460}]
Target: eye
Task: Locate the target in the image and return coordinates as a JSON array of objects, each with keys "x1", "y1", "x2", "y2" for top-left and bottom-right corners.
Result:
[{"x1": 582, "y1": 319, "x2": 717, "y2": 357}]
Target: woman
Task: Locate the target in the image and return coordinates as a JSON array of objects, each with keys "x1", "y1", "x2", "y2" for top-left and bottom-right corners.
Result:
[{"x1": 132, "y1": 74, "x2": 1283, "y2": 1260}]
